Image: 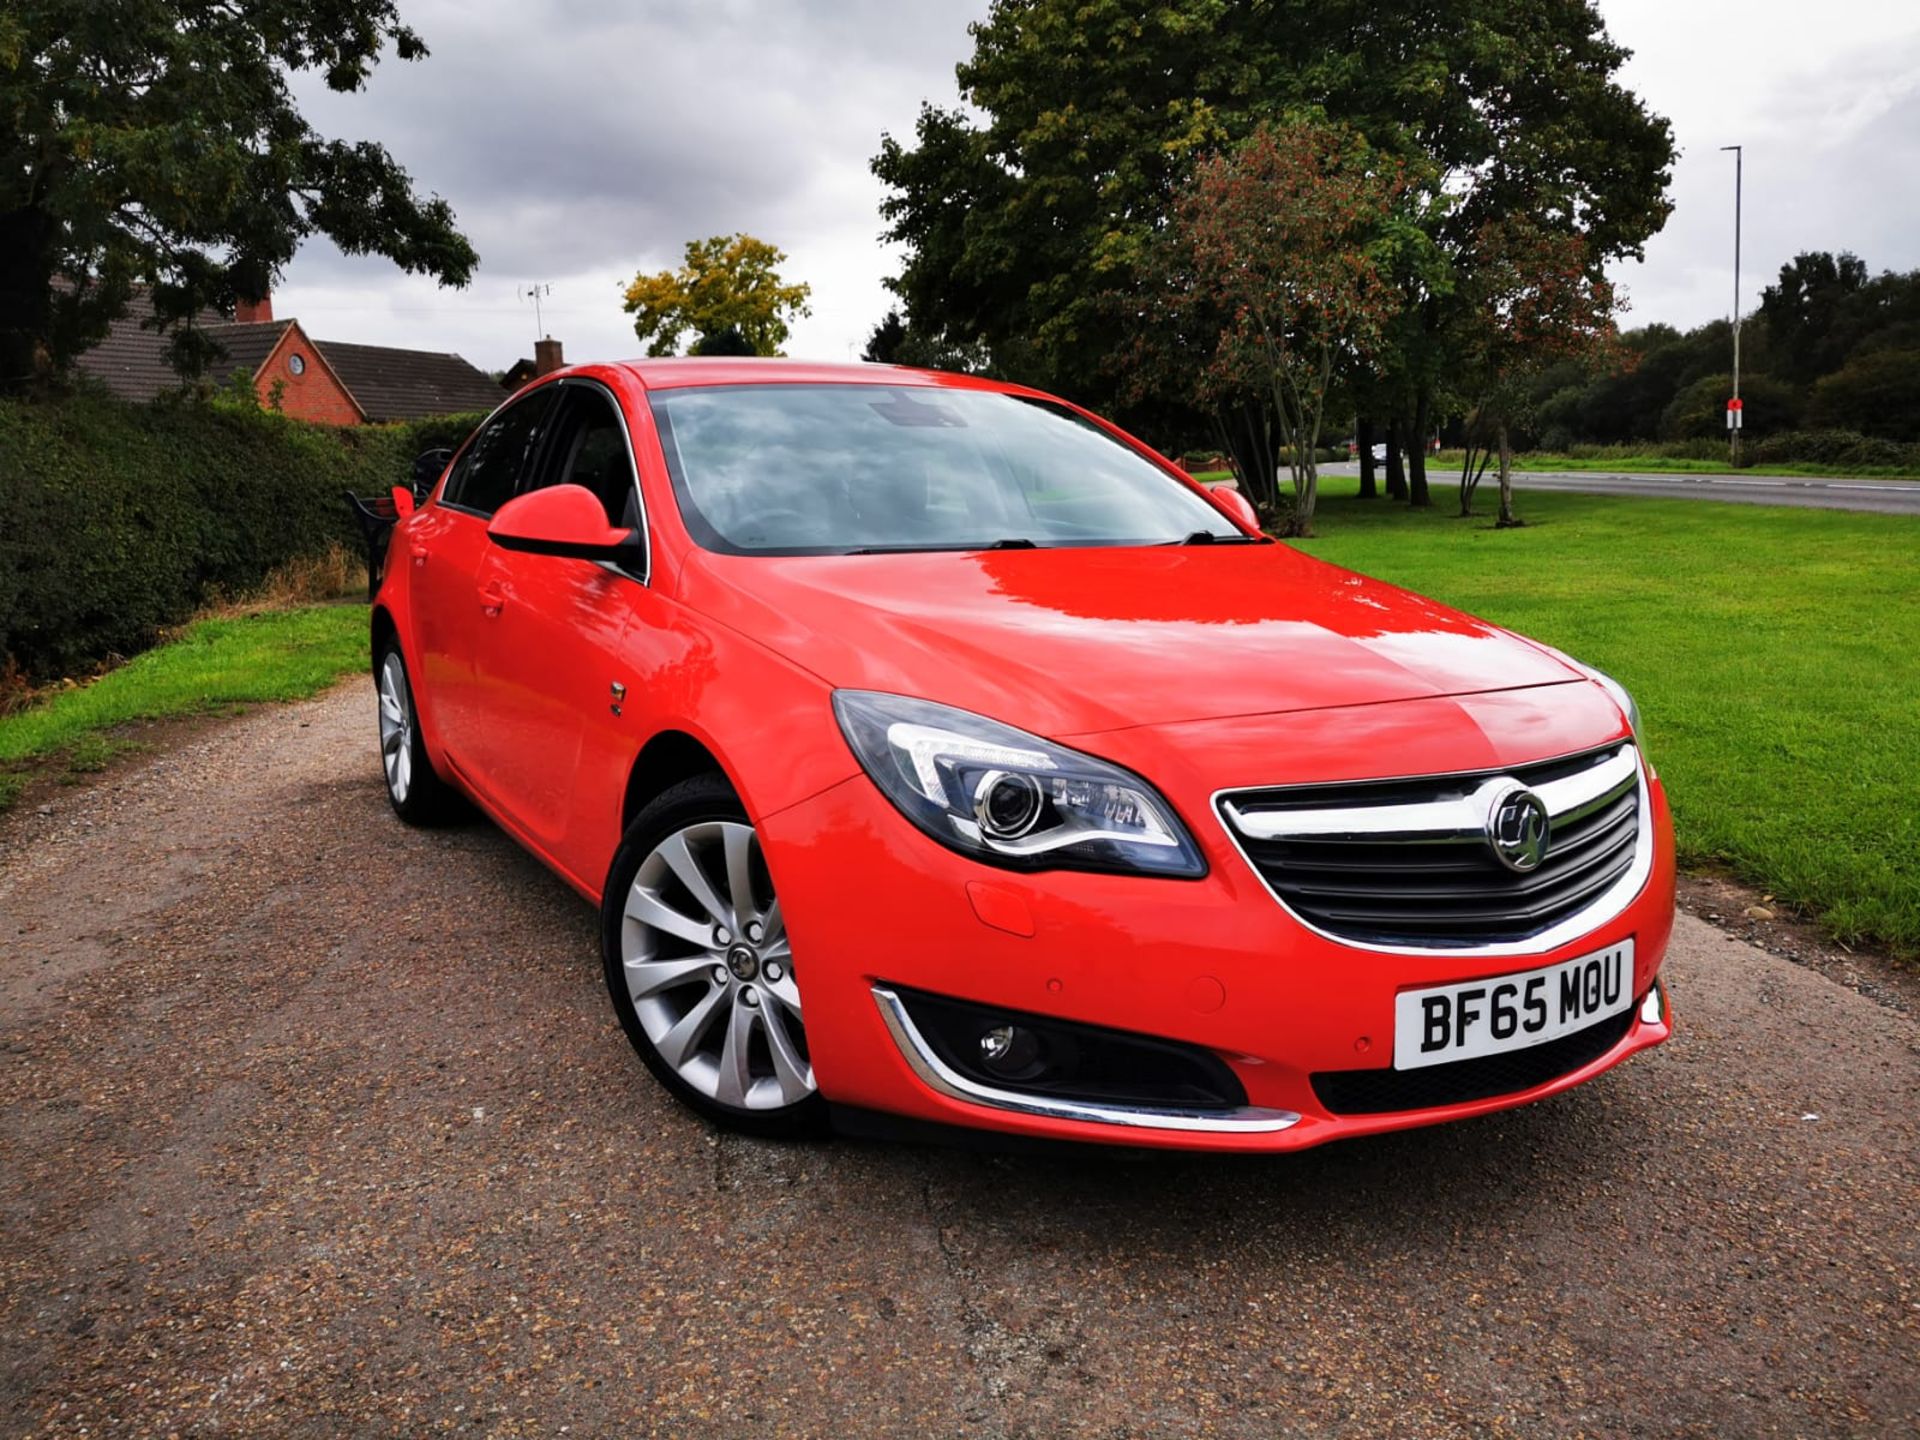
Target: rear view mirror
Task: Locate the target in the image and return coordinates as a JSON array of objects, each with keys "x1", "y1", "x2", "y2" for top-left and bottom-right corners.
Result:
[
  {"x1": 1208, "y1": 483, "x2": 1261, "y2": 533},
  {"x1": 488, "y1": 484, "x2": 643, "y2": 566},
  {"x1": 412, "y1": 447, "x2": 454, "y2": 495}
]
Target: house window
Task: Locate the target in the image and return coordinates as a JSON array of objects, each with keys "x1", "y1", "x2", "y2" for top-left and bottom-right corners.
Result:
[{"x1": 287, "y1": 353, "x2": 306, "y2": 376}]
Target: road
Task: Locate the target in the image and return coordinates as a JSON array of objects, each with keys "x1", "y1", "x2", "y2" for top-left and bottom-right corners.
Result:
[
  {"x1": 2, "y1": 684, "x2": 1916, "y2": 1438},
  {"x1": 1319, "y1": 461, "x2": 1920, "y2": 515}
]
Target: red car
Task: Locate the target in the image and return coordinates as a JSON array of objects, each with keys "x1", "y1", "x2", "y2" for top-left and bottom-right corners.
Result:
[{"x1": 372, "y1": 359, "x2": 1673, "y2": 1150}]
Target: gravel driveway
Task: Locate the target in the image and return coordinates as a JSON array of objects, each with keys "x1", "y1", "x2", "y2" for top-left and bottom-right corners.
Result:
[{"x1": 2, "y1": 681, "x2": 1915, "y2": 1438}]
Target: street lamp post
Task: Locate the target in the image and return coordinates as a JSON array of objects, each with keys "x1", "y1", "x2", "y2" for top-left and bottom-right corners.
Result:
[{"x1": 1721, "y1": 144, "x2": 1743, "y2": 466}]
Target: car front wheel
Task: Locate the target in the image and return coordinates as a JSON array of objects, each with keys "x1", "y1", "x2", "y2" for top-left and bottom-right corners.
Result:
[{"x1": 600, "y1": 774, "x2": 824, "y2": 1137}]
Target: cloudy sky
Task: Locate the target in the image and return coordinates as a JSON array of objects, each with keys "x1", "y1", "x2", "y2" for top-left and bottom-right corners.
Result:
[{"x1": 279, "y1": 0, "x2": 1920, "y2": 375}]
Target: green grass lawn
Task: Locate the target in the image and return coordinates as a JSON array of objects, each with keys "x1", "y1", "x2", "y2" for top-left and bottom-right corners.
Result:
[
  {"x1": 0, "y1": 604, "x2": 369, "y2": 808},
  {"x1": 1292, "y1": 476, "x2": 1920, "y2": 956}
]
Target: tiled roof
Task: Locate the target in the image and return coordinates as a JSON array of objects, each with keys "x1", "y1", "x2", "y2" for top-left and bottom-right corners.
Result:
[
  {"x1": 70, "y1": 287, "x2": 501, "y2": 421},
  {"x1": 201, "y1": 322, "x2": 293, "y2": 384},
  {"x1": 71, "y1": 299, "x2": 243, "y2": 403},
  {"x1": 315, "y1": 341, "x2": 505, "y2": 422}
]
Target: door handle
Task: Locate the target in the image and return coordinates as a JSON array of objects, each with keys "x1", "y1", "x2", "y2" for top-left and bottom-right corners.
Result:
[
  {"x1": 478, "y1": 580, "x2": 507, "y2": 617},
  {"x1": 409, "y1": 544, "x2": 429, "y2": 567}
]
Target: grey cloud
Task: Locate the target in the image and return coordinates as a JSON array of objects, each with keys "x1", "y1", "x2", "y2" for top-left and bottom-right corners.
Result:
[
  {"x1": 272, "y1": 2, "x2": 1919, "y2": 371},
  {"x1": 290, "y1": 1, "x2": 979, "y2": 278}
]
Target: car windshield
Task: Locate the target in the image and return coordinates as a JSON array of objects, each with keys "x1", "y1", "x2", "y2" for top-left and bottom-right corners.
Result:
[{"x1": 648, "y1": 383, "x2": 1243, "y2": 555}]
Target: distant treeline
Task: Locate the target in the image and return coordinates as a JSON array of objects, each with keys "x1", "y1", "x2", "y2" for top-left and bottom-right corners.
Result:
[{"x1": 1510, "y1": 251, "x2": 1920, "y2": 450}]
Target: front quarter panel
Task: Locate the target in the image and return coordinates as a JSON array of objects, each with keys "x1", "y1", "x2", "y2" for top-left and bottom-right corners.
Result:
[{"x1": 578, "y1": 596, "x2": 863, "y2": 898}]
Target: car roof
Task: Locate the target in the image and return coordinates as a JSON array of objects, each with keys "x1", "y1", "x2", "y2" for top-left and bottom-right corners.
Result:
[{"x1": 606, "y1": 357, "x2": 1009, "y2": 393}]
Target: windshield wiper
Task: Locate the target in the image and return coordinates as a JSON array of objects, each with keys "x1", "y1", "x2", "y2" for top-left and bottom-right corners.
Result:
[
  {"x1": 843, "y1": 538, "x2": 1040, "y2": 555},
  {"x1": 1166, "y1": 530, "x2": 1268, "y2": 546}
]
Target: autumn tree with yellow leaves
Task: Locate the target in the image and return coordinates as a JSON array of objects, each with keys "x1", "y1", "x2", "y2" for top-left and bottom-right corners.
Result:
[{"x1": 622, "y1": 234, "x2": 812, "y2": 357}]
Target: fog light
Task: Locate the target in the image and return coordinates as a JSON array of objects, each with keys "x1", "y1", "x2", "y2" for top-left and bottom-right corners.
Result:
[
  {"x1": 1639, "y1": 982, "x2": 1663, "y2": 1025},
  {"x1": 972, "y1": 770, "x2": 1046, "y2": 841},
  {"x1": 978, "y1": 1022, "x2": 1042, "y2": 1076}
]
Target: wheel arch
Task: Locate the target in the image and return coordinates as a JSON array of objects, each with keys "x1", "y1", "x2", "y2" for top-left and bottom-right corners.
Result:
[
  {"x1": 370, "y1": 604, "x2": 399, "y2": 675},
  {"x1": 622, "y1": 729, "x2": 736, "y2": 832}
]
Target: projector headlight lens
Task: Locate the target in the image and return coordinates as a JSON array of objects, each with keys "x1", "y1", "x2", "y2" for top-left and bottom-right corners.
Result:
[{"x1": 833, "y1": 690, "x2": 1206, "y2": 877}]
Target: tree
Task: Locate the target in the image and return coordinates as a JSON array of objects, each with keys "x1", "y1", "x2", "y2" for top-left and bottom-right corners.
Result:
[
  {"x1": 873, "y1": 0, "x2": 1675, "y2": 503},
  {"x1": 622, "y1": 234, "x2": 811, "y2": 357},
  {"x1": 1809, "y1": 351, "x2": 1920, "y2": 442},
  {"x1": 0, "y1": 0, "x2": 477, "y2": 393},
  {"x1": 862, "y1": 307, "x2": 995, "y2": 372},
  {"x1": 1454, "y1": 220, "x2": 1620, "y2": 526},
  {"x1": 1661, "y1": 372, "x2": 1801, "y2": 440},
  {"x1": 1758, "y1": 252, "x2": 1870, "y2": 385},
  {"x1": 1140, "y1": 122, "x2": 1408, "y2": 536},
  {"x1": 689, "y1": 327, "x2": 756, "y2": 357},
  {"x1": 862, "y1": 310, "x2": 909, "y2": 364}
]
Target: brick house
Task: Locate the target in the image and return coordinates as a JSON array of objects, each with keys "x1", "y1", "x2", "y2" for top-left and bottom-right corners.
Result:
[{"x1": 75, "y1": 293, "x2": 505, "y2": 424}]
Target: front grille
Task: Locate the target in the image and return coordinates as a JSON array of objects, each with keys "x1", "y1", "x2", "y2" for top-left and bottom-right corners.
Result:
[
  {"x1": 1219, "y1": 743, "x2": 1644, "y2": 948},
  {"x1": 1311, "y1": 1004, "x2": 1636, "y2": 1115}
]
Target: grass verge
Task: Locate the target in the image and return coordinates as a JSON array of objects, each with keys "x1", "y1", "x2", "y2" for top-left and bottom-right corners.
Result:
[
  {"x1": 1292, "y1": 477, "x2": 1920, "y2": 958},
  {"x1": 1430, "y1": 450, "x2": 1920, "y2": 481},
  {"x1": 0, "y1": 604, "x2": 369, "y2": 808}
]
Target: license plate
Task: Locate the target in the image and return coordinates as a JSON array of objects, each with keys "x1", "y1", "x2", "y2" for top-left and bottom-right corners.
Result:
[{"x1": 1393, "y1": 940, "x2": 1635, "y2": 1071}]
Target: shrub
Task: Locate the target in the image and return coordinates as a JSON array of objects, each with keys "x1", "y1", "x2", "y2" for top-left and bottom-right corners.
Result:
[
  {"x1": 0, "y1": 393, "x2": 435, "y2": 681},
  {"x1": 1807, "y1": 350, "x2": 1920, "y2": 441},
  {"x1": 387, "y1": 411, "x2": 491, "y2": 458},
  {"x1": 1660, "y1": 372, "x2": 1801, "y2": 440},
  {"x1": 1744, "y1": 428, "x2": 1920, "y2": 470}
]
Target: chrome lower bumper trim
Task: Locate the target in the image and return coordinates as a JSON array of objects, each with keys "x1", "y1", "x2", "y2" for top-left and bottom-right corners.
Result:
[{"x1": 871, "y1": 986, "x2": 1301, "y2": 1135}]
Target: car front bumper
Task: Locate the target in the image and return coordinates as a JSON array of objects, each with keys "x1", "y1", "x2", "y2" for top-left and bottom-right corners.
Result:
[
  {"x1": 761, "y1": 792, "x2": 1672, "y2": 1152},
  {"x1": 758, "y1": 687, "x2": 1676, "y2": 1152}
]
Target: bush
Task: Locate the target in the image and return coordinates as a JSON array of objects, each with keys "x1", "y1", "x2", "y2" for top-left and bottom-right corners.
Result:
[
  {"x1": 1744, "y1": 428, "x2": 1920, "y2": 470},
  {"x1": 388, "y1": 411, "x2": 491, "y2": 458},
  {"x1": 1807, "y1": 350, "x2": 1920, "y2": 441},
  {"x1": 1660, "y1": 372, "x2": 1801, "y2": 440},
  {"x1": 0, "y1": 393, "x2": 448, "y2": 681}
]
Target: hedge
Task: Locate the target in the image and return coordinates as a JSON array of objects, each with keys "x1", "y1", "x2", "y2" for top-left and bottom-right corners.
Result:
[
  {"x1": 0, "y1": 392, "x2": 488, "y2": 682},
  {"x1": 1741, "y1": 428, "x2": 1920, "y2": 471},
  {"x1": 1508, "y1": 432, "x2": 1920, "y2": 473}
]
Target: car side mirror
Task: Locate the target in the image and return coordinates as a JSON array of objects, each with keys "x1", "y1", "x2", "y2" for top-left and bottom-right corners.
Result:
[
  {"x1": 1207, "y1": 483, "x2": 1261, "y2": 533},
  {"x1": 488, "y1": 483, "x2": 643, "y2": 565},
  {"x1": 412, "y1": 447, "x2": 454, "y2": 495}
]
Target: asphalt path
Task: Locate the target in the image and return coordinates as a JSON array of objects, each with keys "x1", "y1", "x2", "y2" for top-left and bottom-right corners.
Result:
[
  {"x1": 1320, "y1": 461, "x2": 1920, "y2": 515},
  {"x1": 2, "y1": 683, "x2": 1916, "y2": 1438}
]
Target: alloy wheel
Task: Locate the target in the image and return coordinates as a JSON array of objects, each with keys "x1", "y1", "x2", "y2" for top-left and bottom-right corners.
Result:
[
  {"x1": 377, "y1": 652, "x2": 413, "y2": 803},
  {"x1": 618, "y1": 820, "x2": 813, "y2": 1110}
]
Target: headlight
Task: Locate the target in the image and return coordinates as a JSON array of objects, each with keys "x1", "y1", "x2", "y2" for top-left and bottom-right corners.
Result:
[{"x1": 832, "y1": 691, "x2": 1206, "y2": 877}]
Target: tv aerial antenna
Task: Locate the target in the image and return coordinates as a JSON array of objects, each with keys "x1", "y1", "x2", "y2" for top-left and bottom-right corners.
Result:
[{"x1": 521, "y1": 283, "x2": 552, "y2": 339}]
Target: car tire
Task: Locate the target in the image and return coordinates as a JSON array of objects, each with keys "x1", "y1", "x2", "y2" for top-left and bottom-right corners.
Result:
[
  {"x1": 600, "y1": 773, "x2": 826, "y2": 1138},
  {"x1": 375, "y1": 641, "x2": 461, "y2": 825}
]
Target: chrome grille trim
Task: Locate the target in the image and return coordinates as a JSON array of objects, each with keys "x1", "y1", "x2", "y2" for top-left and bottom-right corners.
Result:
[
  {"x1": 1225, "y1": 745, "x2": 1639, "y2": 843},
  {"x1": 1215, "y1": 742, "x2": 1652, "y2": 957}
]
